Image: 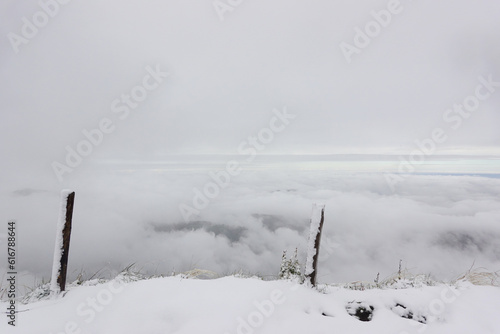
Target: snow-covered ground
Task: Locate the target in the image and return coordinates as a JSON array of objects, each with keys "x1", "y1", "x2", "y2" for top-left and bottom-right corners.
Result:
[{"x1": 2, "y1": 273, "x2": 500, "y2": 334}]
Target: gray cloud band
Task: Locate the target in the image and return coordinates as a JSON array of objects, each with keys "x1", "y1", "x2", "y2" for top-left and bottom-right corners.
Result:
[
  {"x1": 179, "y1": 107, "x2": 296, "y2": 222},
  {"x1": 385, "y1": 74, "x2": 499, "y2": 192}
]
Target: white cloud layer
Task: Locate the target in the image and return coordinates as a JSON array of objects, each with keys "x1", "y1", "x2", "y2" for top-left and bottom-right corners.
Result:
[{"x1": 1, "y1": 167, "x2": 499, "y2": 288}]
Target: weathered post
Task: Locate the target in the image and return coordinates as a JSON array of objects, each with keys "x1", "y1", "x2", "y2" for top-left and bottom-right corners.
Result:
[
  {"x1": 305, "y1": 203, "x2": 325, "y2": 287},
  {"x1": 50, "y1": 190, "x2": 75, "y2": 293}
]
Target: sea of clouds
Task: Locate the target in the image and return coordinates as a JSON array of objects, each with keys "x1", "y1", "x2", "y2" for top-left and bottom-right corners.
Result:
[{"x1": 1, "y1": 160, "x2": 499, "y2": 293}]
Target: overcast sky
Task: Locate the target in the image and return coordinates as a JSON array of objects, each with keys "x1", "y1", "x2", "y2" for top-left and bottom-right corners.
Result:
[
  {"x1": 1, "y1": 1, "x2": 500, "y2": 287},
  {"x1": 1, "y1": 0, "x2": 500, "y2": 177}
]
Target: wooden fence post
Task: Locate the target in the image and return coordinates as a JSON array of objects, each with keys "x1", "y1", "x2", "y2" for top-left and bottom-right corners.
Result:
[
  {"x1": 305, "y1": 203, "x2": 325, "y2": 287},
  {"x1": 50, "y1": 190, "x2": 75, "y2": 293}
]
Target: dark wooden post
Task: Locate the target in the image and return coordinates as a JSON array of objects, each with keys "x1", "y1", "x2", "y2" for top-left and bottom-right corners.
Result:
[
  {"x1": 305, "y1": 203, "x2": 325, "y2": 287},
  {"x1": 51, "y1": 190, "x2": 75, "y2": 293}
]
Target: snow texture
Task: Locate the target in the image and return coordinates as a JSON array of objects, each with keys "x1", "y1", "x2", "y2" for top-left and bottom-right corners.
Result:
[
  {"x1": 3, "y1": 276, "x2": 500, "y2": 334},
  {"x1": 305, "y1": 203, "x2": 325, "y2": 277},
  {"x1": 50, "y1": 189, "x2": 73, "y2": 293}
]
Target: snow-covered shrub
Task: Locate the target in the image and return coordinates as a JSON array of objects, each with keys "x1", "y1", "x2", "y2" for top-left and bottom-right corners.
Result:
[{"x1": 279, "y1": 248, "x2": 302, "y2": 282}]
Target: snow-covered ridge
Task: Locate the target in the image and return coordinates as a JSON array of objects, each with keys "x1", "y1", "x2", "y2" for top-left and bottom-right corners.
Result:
[{"x1": 2, "y1": 269, "x2": 500, "y2": 334}]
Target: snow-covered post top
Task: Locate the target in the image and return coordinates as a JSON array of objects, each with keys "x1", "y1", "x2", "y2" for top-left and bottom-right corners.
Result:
[
  {"x1": 50, "y1": 189, "x2": 75, "y2": 294},
  {"x1": 305, "y1": 203, "x2": 326, "y2": 287}
]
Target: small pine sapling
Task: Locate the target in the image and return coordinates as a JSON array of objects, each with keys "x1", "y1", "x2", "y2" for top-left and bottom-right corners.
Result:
[{"x1": 279, "y1": 248, "x2": 302, "y2": 282}]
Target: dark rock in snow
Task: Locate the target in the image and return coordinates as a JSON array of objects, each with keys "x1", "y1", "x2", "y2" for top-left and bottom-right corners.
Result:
[
  {"x1": 346, "y1": 301, "x2": 374, "y2": 322},
  {"x1": 392, "y1": 303, "x2": 427, "y2": 324}
]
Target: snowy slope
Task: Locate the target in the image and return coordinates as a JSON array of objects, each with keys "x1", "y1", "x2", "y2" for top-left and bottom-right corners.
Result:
[{"x1": 2, "y1": 275, "x2": 500, "y2": 334}]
